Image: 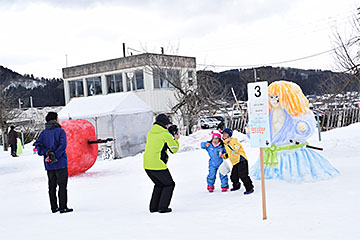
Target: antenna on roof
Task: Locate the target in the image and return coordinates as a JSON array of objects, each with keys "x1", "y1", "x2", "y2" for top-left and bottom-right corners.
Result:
[{"x1": 123, "y1": 43, "x2": 126, "y2": 57}]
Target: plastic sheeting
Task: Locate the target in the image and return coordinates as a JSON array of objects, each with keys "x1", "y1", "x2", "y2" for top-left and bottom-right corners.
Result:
[
  {"x1": 58, "y1": 92, "x2": 152, "y2": 119},
  {"x1": 58, "y1": 92, "x2": 153, "y2": 159}
]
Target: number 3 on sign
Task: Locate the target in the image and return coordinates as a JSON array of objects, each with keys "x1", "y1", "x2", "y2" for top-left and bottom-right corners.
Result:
[
  {"x1": 254, "y1": 85, "x2": 261, "y2": 97},
  {"x1": 248, "y1": 81, "x2": 268, "y2": 101}
]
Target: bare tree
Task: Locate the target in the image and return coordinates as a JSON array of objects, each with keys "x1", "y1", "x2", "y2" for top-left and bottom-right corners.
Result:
[
  {"x1": 331, "y1": 9, "x2": 360, "y2": 93},
  {"x1": 144, "y1": 53, "x2": 230, "y2": 134}
]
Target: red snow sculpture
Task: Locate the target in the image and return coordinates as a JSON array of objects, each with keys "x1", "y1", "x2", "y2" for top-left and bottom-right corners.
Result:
[{"x1": 61, "y1": 119, "x2": 98, "y2": 177}]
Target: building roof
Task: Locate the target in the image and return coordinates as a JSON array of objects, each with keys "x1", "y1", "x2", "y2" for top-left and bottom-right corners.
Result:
[
  {"x1": 62, "y1": 53, "x2": 196, "y2": 79},
  {"x1": 58, "y1": 92, "x2": 152, "y2": 120}
]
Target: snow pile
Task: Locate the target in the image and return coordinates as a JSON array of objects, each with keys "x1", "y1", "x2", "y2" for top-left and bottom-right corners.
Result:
[
  {"x1": 0, "y1": 124, "x2": 359, "y2": 239},
  {"x1": 178, "y1": 129, "x2": 213, "y2": 152}
]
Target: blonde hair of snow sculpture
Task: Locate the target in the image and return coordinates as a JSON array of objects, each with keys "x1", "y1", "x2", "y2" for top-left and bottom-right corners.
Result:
[{"x1": 268, "y1": 81, "x2": 310, "y2": 116}]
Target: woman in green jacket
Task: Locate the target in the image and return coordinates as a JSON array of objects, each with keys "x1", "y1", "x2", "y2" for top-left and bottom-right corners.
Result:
[{"x1": 144, "y1": 114, "x2": 179, "y2": 213}]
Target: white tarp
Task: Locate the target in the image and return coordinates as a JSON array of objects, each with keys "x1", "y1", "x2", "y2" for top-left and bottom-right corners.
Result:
[
  {"x1": 58, "y1": 92, "x2": 153, "y2": 159},
  {"x1": 58, "y1": 92, "x2": 152, "y2": 119}
]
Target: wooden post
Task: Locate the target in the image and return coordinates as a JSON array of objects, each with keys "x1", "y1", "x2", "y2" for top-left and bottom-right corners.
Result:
[
  {"x1": 241, "y1": 118, "x2": 245, "y2": 133},
  {"x1": 321, "y1": 113, "x2": 325, "y2": 130},
  {"x1": 316, "y1": 111, "x2": 322, "y2": 141},
  {"x1": 331, "y1": 111, "x2": 336, "y2": 129},
  {"x1": 231, "y1": 87, "x2": 247, "y2": 122},
  {"x1": 326, "y1": 112, "x2": 331, "y2": 131},
  {"x1": 336, "y1": 111, "x2": 341, "y2": 128},
  {"x1": 260, "y1": 148, "x2": 267, "y2": 220}
]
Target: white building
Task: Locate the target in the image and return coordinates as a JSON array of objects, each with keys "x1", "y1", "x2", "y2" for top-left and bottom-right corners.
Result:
[{"x1": 62, "y1": 53, "x2": 196, "y2": 113}]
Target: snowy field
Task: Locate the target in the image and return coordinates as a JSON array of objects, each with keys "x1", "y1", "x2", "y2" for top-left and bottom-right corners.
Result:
[{"x1": 1, "y1": 124, "x2": 359, "y2": 239}]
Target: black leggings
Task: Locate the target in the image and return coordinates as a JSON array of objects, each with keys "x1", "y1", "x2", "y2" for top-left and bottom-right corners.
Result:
[
  {"x1": 47, "y1": 167, "x2": 68, "y2": 210},
  {"x1": 145, "y1": 169, "x2": 175, "y2": 212}
]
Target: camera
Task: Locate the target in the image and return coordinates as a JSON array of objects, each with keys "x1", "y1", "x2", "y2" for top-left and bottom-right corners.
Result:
[{"x1": 168, "y1": 125, "x2": 179, "y2": 136}]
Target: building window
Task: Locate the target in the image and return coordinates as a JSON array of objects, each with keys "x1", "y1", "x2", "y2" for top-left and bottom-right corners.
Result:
[
  {"x1": 86, "y1": 76, "x2": 102, "y2": 96},
  {"x1": 125, "y1": 70, "x2": 144, "y2": 91},
  {"x1": 188, "y1": 70, "x2": 194, "y2": 86},
  {"x1": 69, "y1": 80, "x2": 84, "y2": 98},
  {"x1": 106, "y1": 73, "x2": 123, "y2": 93},
  {"x1": 153, "y1": 69, "x2": 179, "y2": 89},
  {"x1": 134, "y1": 70, "x2": 144, "y2": 90},
  {"x1": 125, "y1": 72, "x2": 132, "y2": 92}
]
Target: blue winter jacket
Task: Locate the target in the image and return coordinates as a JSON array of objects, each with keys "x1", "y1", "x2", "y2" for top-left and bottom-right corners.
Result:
[
  {"x1": 35, "y1": 121, "x2": 68, "y2": 170},
  {"x1": 201, "y1": 141, "x2": 226, "y2": 168}
]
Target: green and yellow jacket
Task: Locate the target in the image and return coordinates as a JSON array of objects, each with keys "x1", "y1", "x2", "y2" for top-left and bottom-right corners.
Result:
[
  {"x1": 223, "y1": 137, "x2": 247, "y2": 166},
  {"x1": 143, "y1": 124, "x2": 180, "y2": 170}
]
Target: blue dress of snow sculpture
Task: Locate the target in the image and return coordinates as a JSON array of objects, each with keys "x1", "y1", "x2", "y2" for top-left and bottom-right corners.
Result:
[{"x1": 251, "y1": 81, "x2": 339, "y2": 182}]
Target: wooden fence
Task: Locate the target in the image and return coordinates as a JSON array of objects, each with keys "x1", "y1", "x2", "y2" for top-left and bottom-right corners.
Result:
[
  {"x1": 229, "y1": 108, "x2": 360, "y2": 133},
  {"x1": 319, "y1": 108, "x2": 360, "y2": 131}
]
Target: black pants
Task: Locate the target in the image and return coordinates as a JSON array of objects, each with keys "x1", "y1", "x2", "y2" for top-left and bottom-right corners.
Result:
[
  {"x1": 47, "y1": 167, "x2": 68, "y2": 210},
  {"x1": 145, "y1": 169, "x2": 175, "y2": 212},
  {"x1": 230, "y1": 158, "x2": 254, "y2": 192},
  {"x1": 10, "y1": 143, "x2": 17, "y2": 156}
]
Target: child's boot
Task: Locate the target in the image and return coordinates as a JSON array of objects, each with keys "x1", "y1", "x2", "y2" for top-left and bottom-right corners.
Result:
[
  {"x1": 244, "y1": 188, "x2": 254, "y2": 195},
  {"x1": 221, "y1": 186, "x2": 229, "y2": 192},
  {"x1": 207, "y1": 185, "x2": 215, "y2": 193},
  {"x1": 230, "y1": 183, "x2": 241, "y2": 191}
]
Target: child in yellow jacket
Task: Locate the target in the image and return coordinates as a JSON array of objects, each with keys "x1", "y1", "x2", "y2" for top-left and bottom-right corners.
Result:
[{"x1": 221, "y1": 128, "x2": 254, "y2": 194}]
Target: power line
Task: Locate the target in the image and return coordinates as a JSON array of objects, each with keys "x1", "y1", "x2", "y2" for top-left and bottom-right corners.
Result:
[
  {"x1": 197, "y1": 48, "x2": 338, "y2": 69},
  {"x1": 190, "y1": 8, "x2": 358, "y2": 54}
]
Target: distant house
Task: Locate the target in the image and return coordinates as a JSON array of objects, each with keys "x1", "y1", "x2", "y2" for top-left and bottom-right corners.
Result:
[{"x1": 62, "y1": 53, "x2": 196, "y2": 113}]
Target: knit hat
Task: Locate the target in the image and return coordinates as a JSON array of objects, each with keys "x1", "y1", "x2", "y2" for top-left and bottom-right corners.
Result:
[
  {"x1": 155, "y1": 114, "x2": 172, "y2": 126},
  {"x1": 45, "y1": 112, "x2": 58, "y2": 123},
  {"x1": 222, "y1": 128, "x2": 233, "y2": 137},
  {"x1": 211, "y1": 130, "x2": 221, "y2": 139}
]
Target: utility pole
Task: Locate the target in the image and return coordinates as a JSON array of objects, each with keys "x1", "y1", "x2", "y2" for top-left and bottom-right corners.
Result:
[{"x1": 65, "y1": 54, "x2": 68, "y2": 67}]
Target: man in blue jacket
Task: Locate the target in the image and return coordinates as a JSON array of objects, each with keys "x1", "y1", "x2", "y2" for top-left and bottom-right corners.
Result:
[{"x1": 35, "y1": 112, "x2": 73, "y2": 214}]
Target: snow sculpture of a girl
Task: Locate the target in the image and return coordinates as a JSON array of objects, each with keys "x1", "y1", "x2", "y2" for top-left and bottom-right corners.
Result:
[{"x1": 251, "y1": 81, "x2": 339, "y2": 182}]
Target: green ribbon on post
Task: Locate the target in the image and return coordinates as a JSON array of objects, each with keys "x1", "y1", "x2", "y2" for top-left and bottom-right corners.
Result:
[{"x1": 263, "y1": 142, "x2": 308, "y2": 166}]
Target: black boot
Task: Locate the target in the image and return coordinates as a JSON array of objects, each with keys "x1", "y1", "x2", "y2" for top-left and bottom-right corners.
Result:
[
  {"x1": 158, "y1": 208, "x2": 172, "y2": 213},
  {"x1": 231, "y1": 183, "x2": 241, "y2": 191},
  {"x1": 60, "y1": 208, "x2": 73, "y2": 214},
  {"x1": 51, "y1": 208, "x2": 59, "y2": 213}
]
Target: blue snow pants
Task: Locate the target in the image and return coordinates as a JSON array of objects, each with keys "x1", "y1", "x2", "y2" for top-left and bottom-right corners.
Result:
[{"x1": 201, "y1": 142, "x2": 229, "y2": 188}]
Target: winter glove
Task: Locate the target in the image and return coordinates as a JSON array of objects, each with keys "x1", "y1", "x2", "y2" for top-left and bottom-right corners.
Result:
[{"x1": 45, "y1": 150, "x2": 58, "y2": 164}]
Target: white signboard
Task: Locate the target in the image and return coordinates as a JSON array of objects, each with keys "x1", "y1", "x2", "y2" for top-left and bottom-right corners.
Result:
[{"x1": 247, "y1": 81, "x2": 271, "y2": 148}]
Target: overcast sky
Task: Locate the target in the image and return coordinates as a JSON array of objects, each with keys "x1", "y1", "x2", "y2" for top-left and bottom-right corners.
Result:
[{"x1": 0, "y1": 0, "x2": 359, "y2": 78}]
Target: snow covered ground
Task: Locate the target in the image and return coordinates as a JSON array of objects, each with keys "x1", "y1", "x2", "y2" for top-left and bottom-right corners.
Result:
[{"x1": 0, "y1": 124, "x2": 359, "y2": 239}]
